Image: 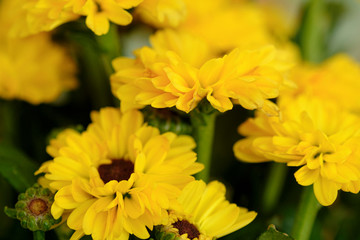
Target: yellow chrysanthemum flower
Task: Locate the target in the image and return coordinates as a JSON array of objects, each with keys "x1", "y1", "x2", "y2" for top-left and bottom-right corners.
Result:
[
  {"x1": 36, "y1": 107, "x2": 203, "y2": 239},
  {"x1": 234, "y1": 95, "x2": 360, "y2": 206},
  {"x1": 11, "y1": 0, "x2": 142, "y2": 36},
  {"x1": 198, "y1": 45, "x2": 290, "y2": 114},
  {"x1": 285, "y1": 54, "x2": 360, "y2": 113},
  {"x1": 157, "y1": 180, "x2": 257, "y2": 240},
  {"x1": 0, "y1": 33, "x2": 77, "y2": 104},
  {"x1": 0, "y1": 0, "x2": 77, "y2": 104},
  {"x1": 0, "y1": 0, "x2": 77, "y2": 38},
  {"x1": 135, "y1": 0, "x2": 187, "y2": 28},
  {"x1": 111, "y1": 29, "x2": 291, "y2": 114},
  {"x1": 180, "y1": 0, "x2": 271, "y2": 53}
]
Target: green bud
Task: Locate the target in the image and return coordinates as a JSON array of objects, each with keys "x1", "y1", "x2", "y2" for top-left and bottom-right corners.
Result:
[
  {"x1": 143, "y1": 107, "x2": 193, "y2": 135},
  {"x1": 4, "y1": 183, "x2": 61, "y2": 232},
  {"x1": 154, "y1": 226, "x2": 183, "y2": 240}
]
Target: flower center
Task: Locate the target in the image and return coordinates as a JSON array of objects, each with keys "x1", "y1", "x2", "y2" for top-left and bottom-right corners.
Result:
[
  {"x1": 173, "y1": 220, "x2": 200, "y2": 239},
  {"x1": 98, "y1": 159, "x2": 134, "y2": 184},
  {"x1": 28, "y1": 198, "x2": 48, "y2": 216}
]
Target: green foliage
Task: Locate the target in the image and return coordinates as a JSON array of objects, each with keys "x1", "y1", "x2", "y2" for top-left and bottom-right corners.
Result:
[
  {"x1": 0, "y1": 143, "x2": 38, "y2": 192},
  {"x1": 258, "y1": 225, "x2": 294, "y2": 240}
]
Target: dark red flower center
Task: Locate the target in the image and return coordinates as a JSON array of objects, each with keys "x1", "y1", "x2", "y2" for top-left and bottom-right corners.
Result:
[
  {"x1": 28, "y1": 198, "x2": 48, "y2": 216},
  {"x1": 173, "y1": 220, "x2": 200, "y2": 239},
  {"x1": 98, "y1": 159, "x2": 134, "y2": 184}
]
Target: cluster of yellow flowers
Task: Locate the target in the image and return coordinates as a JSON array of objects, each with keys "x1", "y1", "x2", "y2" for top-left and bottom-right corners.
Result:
[
  {"x1": 36, "y1": 108, "x2": 256, "y2": 239},
  {"x1": 2, "y1": 0, "x2": 360, "y2": 238}
]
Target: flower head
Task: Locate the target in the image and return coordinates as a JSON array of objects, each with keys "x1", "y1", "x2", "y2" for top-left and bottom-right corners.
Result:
[
  {"x1": 135, "y1": 0, "x2": 187, "y2": 28},
  {"x1": 286, "y1": 54, "x2": 360, "y2": 113},
  {"x1": 37, "y1": 107, "x2": 203, "y2": 239},
  {"x1": 0, "y1": 0, "x2": 78, "y2": 104},
  {"x1": 234, "y1": 95, "x2": 360, "y2": 206},
  {"x1": 0, "y1": 34, "x2": 77, "y2": 104},
  {"x1": 4, "y1": 184, "x2": 61, "y2": 232},
  {"x1": 8, "y1": 0, "x2": 143, "y2": 36},
  {"x1": 111, "y1": 29, "x2": 291, "y2": 114},
  {"x1": 156, "y1": 180, "x2": 257, "y2": 240}
]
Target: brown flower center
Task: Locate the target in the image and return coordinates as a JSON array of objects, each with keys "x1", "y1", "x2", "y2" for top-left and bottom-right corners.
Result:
[
  {"x1": 98, "y1": 159, "x2": 134, "y2": 184},
  {"x1": 173, "y1": 220, "x2": 200, "y2": 239},
  {"x1": 28, "y1": 198, "x2": 48, "y2": 216}
]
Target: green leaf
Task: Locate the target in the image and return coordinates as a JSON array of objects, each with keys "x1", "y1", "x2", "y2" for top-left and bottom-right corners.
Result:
[
  {"x1": 258, "y1": 225, "x2": 294, "y2": 240},
  {"x1": 0, "y1": 143, "x2": 38, "y2": 192}
]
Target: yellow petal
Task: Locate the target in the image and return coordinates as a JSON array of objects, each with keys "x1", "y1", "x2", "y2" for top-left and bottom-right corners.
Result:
[
  {"x1": 70, "y1": 230, "x2": 85, "y2": 240},
  {"x1": 200, "y1": 202, "x2": 239, "y2": 237},
  {"x1": 178, "y1": 180, "x2": 206, "y2": 214},
  {"x1": 51, "y1": 201, "x2": 64, "y2": 220},
  {"x1": 294, "y1": 166, "x2": 319, "y2": 186},
  {"x1": 217, "y1": 211, "x2": 257, "y2": 238},
  {"x1": 86, "y1": 12, "x2": 110, "y2": 35},
  {"x1": 92, "y1": 211, "x2": 108, "y2": 240},
  {"x1": 124, "y1": 193, "x2": 145, "y2": 219},
  {"x1": 68, "y1": 199, "x2": 96, "y2": 230},
  {"x1": 313, "y1": 178, "x2": 340, "y2": 206},
  {"x1": 199, "y1": 58, "x2": 224, "y2": 87},
  {"x1": 55, "y1": 185, "x2": 80, "y2": 209}
]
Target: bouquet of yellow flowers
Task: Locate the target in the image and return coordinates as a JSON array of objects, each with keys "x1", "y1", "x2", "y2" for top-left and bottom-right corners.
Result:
[{"x1": 1, "y1": 0, "x2": 360, "y2": 240}]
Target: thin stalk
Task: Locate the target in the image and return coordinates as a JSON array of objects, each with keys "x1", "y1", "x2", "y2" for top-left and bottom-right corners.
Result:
[
  {"x1": 300, "y1": 0, "x2": 325, "y2": 63},
  {"x1": 291, "y1": 187, "x2": 322, "y2": 240},
  {"x1": 33, "y1": 231, "x2": 45, "y2": 240},
  {"x1": 290, "y1": 0, "x2": 325, "y2": 238},
  {"x1": 262, "y1": 163, "x2": 287, "y2": 214},
  {"x1": 69, "y1": 32, "x2": 114, "y2": 109},
  {"x1": 95, "y1": 23, "x2": 122, "y2": 77},
  {"x1": 0, "y1": 100, "x2": 19, "y2": 145},
  {"x1": 190, "y1": 110, "x2": 217, "y2": 182}
]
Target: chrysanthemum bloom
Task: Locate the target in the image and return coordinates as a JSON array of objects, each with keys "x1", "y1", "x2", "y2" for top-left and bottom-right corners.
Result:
[
  {"x1": 36, "y1": 108, "x2": 203, "y2": 239},
  {"x1": 111, "y1": 29, "x2": 291, "y2": 114},
  {"x1": 0, "y1": 33, "x2": 77, "y2": 104},
  {"x1": 156, "y1": 180, "x2": 257, "y2": 240},
  {"x1": 177, "y1": 0, "x2": 297, "y2": 55},
  {"x1": 13, "y1": 0, "x2": 143, "y2": 36},
  {"x1": 285, "y1": 54, "x2": 360, "y2": 113},
  {"x1": 0, "y1": 0, "x2": 77, "y2": 104},
  {"x1": 134, "y1": 0, "x2": 187, "y2": 28},
  {"x1": 178, "y1": 0, "x2": 270, "y2": 53},
  {"x1": 234, "y1": 95, "x2": 360, "y2": 206},
  {"x1": 0, "y1": 0, "x2": 77, "y2": 38}
]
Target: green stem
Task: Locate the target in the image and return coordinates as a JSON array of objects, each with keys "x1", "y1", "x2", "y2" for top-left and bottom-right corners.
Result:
[
  {"x1": 33, "y1": 231, "x2": 45, "y2": 240},
  {"x1": 262, "y1": 163, "x2": 287, "y2": 214},
  {"x1": 300, "y1": 0, "x2": 325, "y2": 63},
  {"x1": 69, "y1": 32, "x2": 114, "y2": 109},
  {"x1": 0, "y1": 100, "x2": 19, "y2": 145},
  {"x1": 291, "y1": 187, "x2": 322, "y2": 240},
  {"x1": 95, "y1": 23, "x2": 122, "y2": 77},
  {"x1": 190, "y1": 110, "x2": 217, "y2": 182}
]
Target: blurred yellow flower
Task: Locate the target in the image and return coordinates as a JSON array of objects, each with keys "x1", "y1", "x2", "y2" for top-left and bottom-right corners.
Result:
[
  {"x1": 135, "y1": 0, "x2": 187, "y2": 28},
  {"x1": 36, "y1": 108, "x2": 203, "y2": 239},
  {"x1": 234, "y1": 96, "x2": 360, "y2": 206},
  {"x1": 285, "y1": 54, "x2": 360, "y2": 113},
  {"x1": 0, "y1": 33, "x2": 77, "y2": 104},
  {"x1": 180, "y1": 0, "x2": 270, "y2": 53},
  {"x1": 111, "y1": 29, "x2": 291, "y2": 114},
  {"x1": 0, "y1": 0, "x2": 77, "y2": 104},
  {"x1": 158, "y1": 180, "x2": 257, "y2": 240},
  {"x1": 8, "y1": 0, "x2": 142, "y2": 36},
  {"x1": 178, "y1": 0, "x2": 297, "y2": 55}
]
